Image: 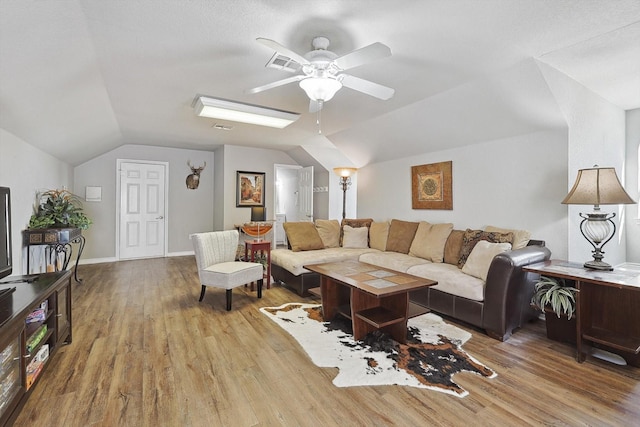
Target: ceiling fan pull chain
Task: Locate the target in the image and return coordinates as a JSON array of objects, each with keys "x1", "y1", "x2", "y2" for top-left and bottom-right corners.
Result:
[{"x1": 317, "y1": 100, "x2": 323, "y2": 134}]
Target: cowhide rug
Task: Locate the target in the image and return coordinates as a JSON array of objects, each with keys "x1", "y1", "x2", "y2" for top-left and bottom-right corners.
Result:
[{"x1": 260, "y1": 303, "x2": 496, "y2": 397}]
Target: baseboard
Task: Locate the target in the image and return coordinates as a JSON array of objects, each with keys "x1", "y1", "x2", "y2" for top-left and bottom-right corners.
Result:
[
  {"x1": 168, "y1": 251, "x2": 193, "y2": 257},
  {"x1": 78, "y1": 257, "x2": 118, "y2": 265}
]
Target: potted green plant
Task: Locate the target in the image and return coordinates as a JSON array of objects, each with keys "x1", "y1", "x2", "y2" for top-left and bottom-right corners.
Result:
[
  {"x1": 531, "y1": 276, "x2": 578, "y2": 343},
  {"x1": 28, "y1": 189, "x2": 92, "y2": 230}
]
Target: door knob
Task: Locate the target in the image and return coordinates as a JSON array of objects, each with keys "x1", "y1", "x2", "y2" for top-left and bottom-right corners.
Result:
[{"x1": 156, "y1": 216, "x2": 164, "y2": 220}]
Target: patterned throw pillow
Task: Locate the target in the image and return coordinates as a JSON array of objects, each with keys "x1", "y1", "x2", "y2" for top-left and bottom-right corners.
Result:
[{"x1": 457, "y1": 229, "x2": 514, "y2": 268}]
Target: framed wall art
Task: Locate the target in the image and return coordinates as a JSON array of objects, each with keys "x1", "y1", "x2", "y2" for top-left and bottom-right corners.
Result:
[
  {"x1": 411, "y1": 161, "x2": 453, "y2": 210},
  {"x1": 236, "y1": 171, "x2": 265, "y2": 207}
]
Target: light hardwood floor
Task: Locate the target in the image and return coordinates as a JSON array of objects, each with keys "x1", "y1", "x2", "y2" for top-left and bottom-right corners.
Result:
[{"x1": 14, "y1": 257, "x2": 640, "y2": 426}]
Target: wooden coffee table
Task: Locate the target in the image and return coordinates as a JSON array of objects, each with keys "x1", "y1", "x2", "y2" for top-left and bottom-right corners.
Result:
[{"x1": 305, "y1": 260, "x2": 437, "y2": 344}]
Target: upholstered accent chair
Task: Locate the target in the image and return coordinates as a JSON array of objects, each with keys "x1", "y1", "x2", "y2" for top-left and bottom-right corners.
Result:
[{"x1": 191, "y1": 230, "x2": 264, "y2": 311}]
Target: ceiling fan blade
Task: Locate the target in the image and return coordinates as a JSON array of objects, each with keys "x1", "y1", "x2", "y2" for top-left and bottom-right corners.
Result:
[
  {"x1": 246, "y1": 75, "x2": 304, "y2": 94},
  {"x1": 256, "y1": 38, "x2": 310, "y2": 66},
  {"x1": 333, "y1": 42, "x2": 391, "y2": 70},
  {"x1": 340, "y1": 74, "x2": 395, "y2": 100}
]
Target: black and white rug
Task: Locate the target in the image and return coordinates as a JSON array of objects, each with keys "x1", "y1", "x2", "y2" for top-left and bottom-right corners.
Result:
[{"x1": 260, "y1": 303, "x2": 496, "y2": 397}]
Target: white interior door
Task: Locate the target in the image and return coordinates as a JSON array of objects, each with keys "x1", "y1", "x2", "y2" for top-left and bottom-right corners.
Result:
[
  {"x1": 118, "y1": 161, "x2": 167, "y2": 260},
  {"x1": 297, "y1": 166, "x2": 314, "y2": 222}
]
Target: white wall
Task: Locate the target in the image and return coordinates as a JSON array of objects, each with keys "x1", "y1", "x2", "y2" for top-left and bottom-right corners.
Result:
[
  {"x1": 74, "y1": 144, "x2": 215, "y2": 260},
  {"x1": 625, "y1": 108, "x2": 640, "y2": 263},
  {"x1": 0, "y1": 129, "x2": 74, "y2": 275},
  {"x1": 220, "y1": 145, "x2": 298, "y2": 230},
  {"x1": 538, "y1": 62, "x2": 628, "y2": 265},
  {"x1": 358, "y1": 129, "x2": 568, "y2": 257}
]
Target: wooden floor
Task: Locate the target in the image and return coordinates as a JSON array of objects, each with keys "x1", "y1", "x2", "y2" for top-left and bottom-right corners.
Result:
[{"x1": 14, "y1": 256, "x2": 640, "y2": 426}]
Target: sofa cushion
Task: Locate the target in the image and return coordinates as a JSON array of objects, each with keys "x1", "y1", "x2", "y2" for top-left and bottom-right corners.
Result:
[
  {"x1": 340, "y1": 218, "x2": 373, "y2": 246},
  {"x1": 462, "y1": 240, "x2": 512, "y2": 281},
  {"x1": 385, "y1": 219, "x2": 419, "y2": 254},
  {"x1": 271, "y1": 247, "x2": 378, "y2": 276},
  {"x1": 407, "y1": 263, "x2": 486, "y2": 302},
  {"x1": 315, "y1": 219, "x2": 341, "y2": 248},
  {"x1": 342, "y1": 225, "x2": 369, "y2": 248},
  {"x1": 283, "y1": 222, "x2": 325, "y2": 252},
  {"x1": 369, "y1": 221, "x2": 389, "y2": 251},
  {"x1": 443, "y1": 229, "x2": 465, "y2": 266},
  {"x1": 409, "y1": 221, "x2": 453, "y2": 262},
  {"x1": 359, "y1": 251, "x2": 430, "y2": 273},
  {"x1": 458, "y1": 229, "x2": 514, "y2": 268},
  {"x1": 485, "y1": 225, "x2": 531, "y2": 250}
]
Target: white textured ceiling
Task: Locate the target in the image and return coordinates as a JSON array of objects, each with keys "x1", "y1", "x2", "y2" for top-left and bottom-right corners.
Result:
[{"x1": 1, "y1": 0, "x2": 639, "y2": 166}]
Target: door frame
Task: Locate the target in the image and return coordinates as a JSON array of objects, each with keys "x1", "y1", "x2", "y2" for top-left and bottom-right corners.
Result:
[{"x1": 116, "y1": 159, "x2": 169, "y2": 260}]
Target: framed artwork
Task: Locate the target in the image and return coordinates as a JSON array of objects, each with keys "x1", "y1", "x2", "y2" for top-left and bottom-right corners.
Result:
[
  {"x1": 411, "y1": 161, "x2": 453, "y2": 210},
  {"x1": 236, "y1": 171, "x2": 265, "y2": 207}
]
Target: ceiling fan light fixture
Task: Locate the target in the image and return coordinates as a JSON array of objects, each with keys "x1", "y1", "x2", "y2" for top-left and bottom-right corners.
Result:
[
  {"x1": 299, "y1": 77, "x2": 342, "y2": 102},
  {"x1": 194, "y1": 96, "x2": 300, "y2": 128}
]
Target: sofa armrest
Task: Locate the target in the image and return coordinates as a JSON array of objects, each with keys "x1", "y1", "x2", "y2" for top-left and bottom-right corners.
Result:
[{"x1": 482, "y1": 245, "x2": 552, "y2": 340}]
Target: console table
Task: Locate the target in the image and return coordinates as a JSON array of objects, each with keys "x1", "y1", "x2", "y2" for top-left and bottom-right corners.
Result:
[
  {"x1": 23, "y1": 228, "x2": 85, "y2": 283},
  {"x1": 524, "y1": 260, "x2": 640, "y2": 367}
]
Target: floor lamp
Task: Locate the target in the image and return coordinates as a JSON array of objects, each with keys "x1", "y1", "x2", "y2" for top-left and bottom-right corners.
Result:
[
  {"x1": 334, "y1": 167, "x2": 357, "y2": 220},
  {"x1": 561, "y1": 166, "x2": 636, "y2": 270}
]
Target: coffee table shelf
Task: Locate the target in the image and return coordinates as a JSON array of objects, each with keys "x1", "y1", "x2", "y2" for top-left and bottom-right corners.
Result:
[
  {"x1": 337, "y1": 304, "x2": 352, "y2": 320},
  {"x1": 355, "y1": 307, "x2": 404, "y2": 329},
  {"x1": 408, "y1": 302, "x2": 429, "y2": 319}
]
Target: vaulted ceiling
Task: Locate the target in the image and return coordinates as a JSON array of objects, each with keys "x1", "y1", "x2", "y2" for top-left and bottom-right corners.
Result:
[{"x1": 1, "y1": 1, "x2": 639, "y2": 166}]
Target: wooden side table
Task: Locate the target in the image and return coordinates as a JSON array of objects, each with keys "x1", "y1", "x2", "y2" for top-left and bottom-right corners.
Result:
[
  {"x1": 524, "y1": 260, "x2": 640, "y2": 367},
  {"x1": 245, "y1": 240, "x2": 271, "y2": 289}
]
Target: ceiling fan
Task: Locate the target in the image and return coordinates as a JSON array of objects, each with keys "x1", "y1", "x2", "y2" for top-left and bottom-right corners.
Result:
[{"x1": 247, "y1": 36, "x2": 395, "y2": 112}]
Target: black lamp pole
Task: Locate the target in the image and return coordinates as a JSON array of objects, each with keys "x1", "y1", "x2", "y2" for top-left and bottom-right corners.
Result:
[{"x1": 339, "y1": 176, "x2": 351, "y2": 220}]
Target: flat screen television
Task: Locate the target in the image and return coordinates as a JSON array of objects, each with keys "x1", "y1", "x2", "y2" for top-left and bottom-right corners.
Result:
[{"x1": 0, "y1": 187, "x2": 12, "y2": 280}]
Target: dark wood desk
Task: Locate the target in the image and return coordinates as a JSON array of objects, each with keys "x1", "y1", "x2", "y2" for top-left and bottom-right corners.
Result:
[
  {"x1": 524, "y1": 260, "x2": 640, "y2": 367},
  {"x1": 305, "y1": 260, "x2": 436, "y2": 344}
]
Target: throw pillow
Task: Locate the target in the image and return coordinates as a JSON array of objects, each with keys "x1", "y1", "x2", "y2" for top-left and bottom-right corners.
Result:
[
  {"x1": 369, "y1": 221, "x2": 390, "y2": 251},
  {"x1": 342, "y1": 225, "x2": 369, "y2": 248},
  {"x1": 443, "y1": 229, "x2": 465, "y2": 266},
  {"x1": 485, "y1": 225, "x2": 531, "y2": 250},
  {"x1": 315, "y1": 219, "x2": 340, "y2": 248},
  {"x1": 340, "y1": 218, "x2": 373, "y2": 246},
  {"x1": 409, "y1": 221, "x2": 453, "y2": 262},
  {"x1": 462, "y1": 240, "x2": 512, "y2": 281},
  {"x1": 385, "y1": 219, "x2": 419, "y2": 254},
  {"x1": 283, "y1": 222, "x2": 325, "y2": 252},
  {"x1": 457, "y1": 229, "x2": 514, "y2": 268}
]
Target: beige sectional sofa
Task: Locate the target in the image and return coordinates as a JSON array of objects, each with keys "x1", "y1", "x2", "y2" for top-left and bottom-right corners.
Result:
[{"x1": 271, "y1": 218, "x2": 551, "y2": 341}]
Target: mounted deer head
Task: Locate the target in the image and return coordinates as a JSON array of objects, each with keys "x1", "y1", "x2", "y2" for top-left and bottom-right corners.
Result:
[{"x1": 186, "y1": 161, "x2": 206, "y2": 189}]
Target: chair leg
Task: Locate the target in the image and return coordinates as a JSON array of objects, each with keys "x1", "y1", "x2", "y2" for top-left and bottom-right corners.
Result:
[
  {"x1": 226, "y1": 289, "x2": 232, "y2": 311},
  {"x1": 199, "y1": 285, "x2": 206, "y2": 302},
  {"x1": 257, "y1": 278, "x2": 263, "y2": 299}
]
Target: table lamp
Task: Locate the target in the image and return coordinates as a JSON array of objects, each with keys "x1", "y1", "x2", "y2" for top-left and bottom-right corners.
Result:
[{"x1": 561, "y1": 166, "x2": 636, "y2": 270}]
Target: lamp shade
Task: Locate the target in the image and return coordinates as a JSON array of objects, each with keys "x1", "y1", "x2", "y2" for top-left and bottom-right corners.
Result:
[
  {"x1": 250, "y1": 206, "x2": 266, "y2": 222},
  {"x1": 299, "y1": 77, "x2": 342, "y2": 102},
  {"x1": 333, "y1": 167, "x2": 357, "y2": 178},
  {"x1": 562, "y1": 167, "x2": 635, "y2": 206}
]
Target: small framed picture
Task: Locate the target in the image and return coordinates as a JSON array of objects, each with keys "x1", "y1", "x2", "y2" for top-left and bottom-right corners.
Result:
[
  {"x1": 236, "y1": 171, "x2": 265, "y2": 207},
  {"x1": 411, "y1": 161, "x2": 453, "y2": 210}
]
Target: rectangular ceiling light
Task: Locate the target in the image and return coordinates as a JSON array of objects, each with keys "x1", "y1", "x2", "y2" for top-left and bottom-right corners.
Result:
[{"x1": 194, "y1": 96, "x2": 300, "y2": 128}]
